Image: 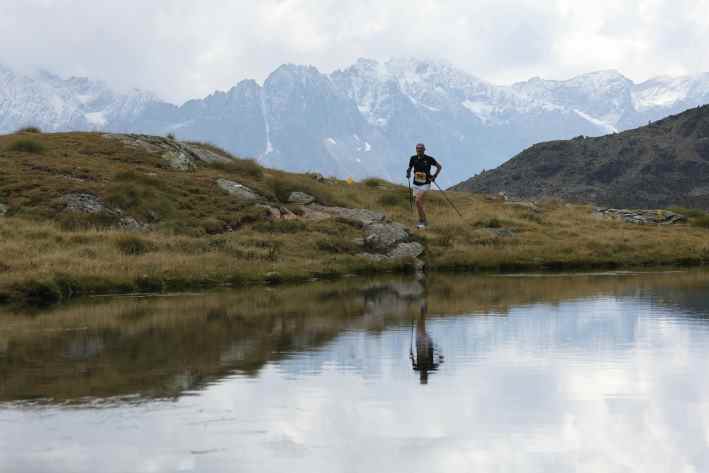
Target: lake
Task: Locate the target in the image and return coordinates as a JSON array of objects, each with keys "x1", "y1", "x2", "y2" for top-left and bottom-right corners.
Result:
[{"x1": 2, "y1": 271, "x2": 709, "y2": 472}]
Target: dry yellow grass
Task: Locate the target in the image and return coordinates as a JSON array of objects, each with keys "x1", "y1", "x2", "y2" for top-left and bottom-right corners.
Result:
[{"x1": 1, "y1": 131, "x2": 709, "y2": 305}]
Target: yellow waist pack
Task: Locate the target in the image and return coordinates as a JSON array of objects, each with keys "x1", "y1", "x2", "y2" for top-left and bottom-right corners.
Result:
[{"x1": 414, "y1": 172, "x2": 428, "y2": 184}]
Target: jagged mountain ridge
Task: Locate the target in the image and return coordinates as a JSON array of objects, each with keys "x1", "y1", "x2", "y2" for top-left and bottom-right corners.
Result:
[
  {"x1": 2, "y1": 59, "x2": 709, "y2": 185},
  {"x1": 452, "y1": 105, "x2": 709, "y2": 209}
]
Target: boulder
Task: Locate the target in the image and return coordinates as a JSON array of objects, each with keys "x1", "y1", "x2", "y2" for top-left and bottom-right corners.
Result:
[
  {"x1": 308, "y1": 204, "x2": 385, "y2": 226},
  {"x1": 288, "y1": 191, "x2": 316, "y2": 205},
  {"x1": 387, "y1": 242, "x2": 424, "y2": 259},
  {"x1": 298, "y1": 206, "x2": 331, "y2": 221},
  {"x1": 0, "y1": 203, "x2": 7, "y2": 216},
  {"x1": 162, "y1": 150, "x2": 196, "y2": 171},
  {"x1": 118, "y1": 217, "x2": 149, "y2": 232},
  {"x1": 183, "y1": 144, "x2": 231, "y2": 164},
  {"x1": 364, "y1": 223, "x2": 409, "y2": 252},
  {"x1": 256, "y1": 204, "x2": 298, "y2": 221},
  {"x1": 62, "y1": 193, "x2": 105, "y2": 214},
  {"x1": 217, "y1": 178, "x2": 260, "y2": 201},
  {"x1": 593, "y1": 207, "x2": 687, "y2": 225},
  {"x1": 490, "y1": 228, "x2": 515, "y2": 238}
]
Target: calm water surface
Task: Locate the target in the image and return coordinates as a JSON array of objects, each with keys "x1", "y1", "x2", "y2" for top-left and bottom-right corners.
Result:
[{"x1": 2, "y1": 272, "x2": 709, "y2": 472}]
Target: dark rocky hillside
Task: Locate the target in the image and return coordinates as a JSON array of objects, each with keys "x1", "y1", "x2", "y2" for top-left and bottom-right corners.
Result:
[{"x1": 453, "y1": 105, "x2": 709, "y2": 209}]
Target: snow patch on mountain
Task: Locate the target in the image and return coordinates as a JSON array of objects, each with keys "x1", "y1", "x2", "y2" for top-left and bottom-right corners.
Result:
[{"x1": 573, "y1": 110, "x2": 618, "y2": 134}]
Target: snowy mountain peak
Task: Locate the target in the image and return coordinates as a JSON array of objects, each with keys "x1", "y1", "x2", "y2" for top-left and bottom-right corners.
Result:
[{"x1": 1, "y1": 60, "x2": 709, "y2": 186}]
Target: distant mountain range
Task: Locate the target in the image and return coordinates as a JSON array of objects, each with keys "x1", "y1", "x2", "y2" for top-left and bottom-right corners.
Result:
[
  {"x1": 453, "y1": 105, "x2": 709, "y2": 209},
  {"x1": 2, "y1": 59, "x2": 709, "y2": 186}
]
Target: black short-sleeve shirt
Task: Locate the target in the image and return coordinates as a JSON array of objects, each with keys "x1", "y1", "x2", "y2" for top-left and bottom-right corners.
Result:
[{"x1": 409, "y1": 154, "x2": 440, "y2": 184}]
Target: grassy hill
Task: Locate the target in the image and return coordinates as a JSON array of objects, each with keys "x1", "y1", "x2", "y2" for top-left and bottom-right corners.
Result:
[
  {"x1": 2, "y1": 130, "x2": 709, "y2": 305},
  {"x1": 453, "y1": 105, "x2": 709, "y2": 209}
]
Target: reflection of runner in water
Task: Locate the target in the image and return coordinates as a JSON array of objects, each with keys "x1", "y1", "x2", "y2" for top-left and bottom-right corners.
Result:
[{"x1": 410, "y1": 301, "x2": 443, "y2": 385}]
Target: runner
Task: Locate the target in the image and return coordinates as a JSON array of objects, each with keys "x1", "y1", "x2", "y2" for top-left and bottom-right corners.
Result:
[{"x1": 406, "y1": 143, "x2": 442, "y2": 229}]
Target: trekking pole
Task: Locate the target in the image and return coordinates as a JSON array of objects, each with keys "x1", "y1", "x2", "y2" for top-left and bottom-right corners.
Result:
[
  {"x1": 433, "y1": 181, "x2": 464, "y2": 218},
  {"x1": 407, "y1": 177, "x2": 414, "y2": 212}
]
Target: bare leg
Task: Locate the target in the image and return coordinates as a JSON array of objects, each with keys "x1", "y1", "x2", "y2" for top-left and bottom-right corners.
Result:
[{"x1": 415, "y1": 191, "x2": 427, "y2": 223}]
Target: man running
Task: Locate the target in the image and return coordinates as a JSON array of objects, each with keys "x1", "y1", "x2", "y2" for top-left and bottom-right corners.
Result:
[{"x1": 406, "y1": 143, "x2": 442, "y2": 229}]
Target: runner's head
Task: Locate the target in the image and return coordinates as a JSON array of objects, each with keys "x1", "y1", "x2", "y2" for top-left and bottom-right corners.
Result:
[{"x1": 416, "y1": 143, "x2": 425, "y2": 156}]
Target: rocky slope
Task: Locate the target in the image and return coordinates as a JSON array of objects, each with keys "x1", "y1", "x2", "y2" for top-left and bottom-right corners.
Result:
[
  {"x1": 453, "y1": 105, "x2": 709, "y2": 209},
  {"x1": 3, "y1": 130, "x2": 709, "y2": 305},
  {"x1": 2, "y1": 60, "x2": 709, "y2": 185}
]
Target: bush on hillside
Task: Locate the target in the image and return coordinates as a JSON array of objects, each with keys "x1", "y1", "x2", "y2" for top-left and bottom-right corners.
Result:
[
  {"x1": 7, "y1": 138, "x2": 46, "y2": 154},
  {"x1": 316, "y1": 236, "x2": 359, "y2": 254},
  {"x1": 378, "y1": 191, "x2": 409, "y2": 208},
  {"x1": 210, "y1": 159, "x2": 264, "y2": 179},
  {"x1": 692, "y1": 215, "x2": 709, "y2": 228},
  {"x1": 116, "y1": 236, "x2": 155, "y2": 256},
  {"x1": 363, "y1": 177, "x2": 388, "y2": 188},
  {"x1": 16, "y1": 126, "x2": 42, "y2": 134},
  {"x1": 269, "y1": 174, "x2": 345, "y2": 207},
  {"x1": 668, "y1": 206, "x2": 706, "y2": 219},
  {"x1": 253, "y1": 220, "x2": 306, "y2": 234}
]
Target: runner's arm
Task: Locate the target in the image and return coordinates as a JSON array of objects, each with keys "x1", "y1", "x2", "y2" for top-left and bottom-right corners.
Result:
[{"x1": 431, "y1": 161, "x2": 442, "y2": 181}]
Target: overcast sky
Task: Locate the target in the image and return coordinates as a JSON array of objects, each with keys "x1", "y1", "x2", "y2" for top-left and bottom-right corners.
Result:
[{"x1": 1, "y1": 0, "x2": 709, "y2": 103}]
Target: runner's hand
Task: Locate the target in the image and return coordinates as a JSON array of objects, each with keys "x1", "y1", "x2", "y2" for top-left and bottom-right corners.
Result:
[{"x1": 406, "y1": 171, "x2": 411, "y2": 179}]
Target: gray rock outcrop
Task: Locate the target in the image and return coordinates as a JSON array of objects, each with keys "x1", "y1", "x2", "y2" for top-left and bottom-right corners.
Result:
[
  {"x1": 217, "y1": 178, "x2": 260, "y2": 201},
  {"x1": 387, "y1": 242, "x2": 425, "y2": 259},
  {"x1": 61, "y1": 193, "x2": 148, "y2": 231},
  {"x1": 62, "y1": 193, "x2": 105, "y2": 214},
  {"x1": 161, "y1": 150, "x2": 196, "y2": 171},
  {"x1": 364, "y1": 223, "x2": 408, "y2": 252},
  {"x1": 308, "y1": 204, "x2": 385, "y2": 226},
  {"x1": 104, "y1": 134, "x2": 232, "y2": 169},
  {"x1": 288, "y1": 192, "x2": 315, "y2": 205},
  {"x1": 256, "y1": 204, "x2": 297, "y2": 221},
  {"x1": 593, "y1": 207, "x2": 687, "y2": 224}
]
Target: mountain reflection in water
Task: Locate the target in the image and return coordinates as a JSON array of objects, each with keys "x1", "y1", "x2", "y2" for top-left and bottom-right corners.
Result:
[
  {"x1": 2, "y1": 271, "x2": 709, "y2": 472},
  {"x1": 2, "y1": 271, "x2": 709, "y2": 403}
]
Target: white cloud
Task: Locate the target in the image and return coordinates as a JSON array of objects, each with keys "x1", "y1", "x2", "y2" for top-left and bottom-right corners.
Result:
[{"x1": 1, "y1": 0, "x2": 709, "y2": 103}]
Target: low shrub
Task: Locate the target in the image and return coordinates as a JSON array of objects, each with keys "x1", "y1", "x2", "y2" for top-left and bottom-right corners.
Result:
[
  {"x1": 692, "y1": 215, "x2": 709, "y2": 228},
  {"x1": 269, "y1": 174, "x2": 345, "y2": 206},
  {"x1": 363, "y1": 177, "x2": 388, "y2": 188},
  {"x1": 476, "y1": 217, "x2": 502, "y2": 228},
  {"x1": 200, "y1": 218, "x2": 226, "y2": 235},
  {"x1": 13, "y1": 279, "x2": 63, "y2": 305},
  {"x1": 210, "y1": 159, "x2": 264, "y2": 179},
  {"x1": 378, "y1": 191, "x2": 409, "y2": 208},
  {"x1": 316, "y1": 236, "x2": 360, "y2": 254},
  {"x1": 7, "y1": 139, "x2": 46, "y2": 154},
  {"x1": 668, "y1": 207, "x2": 706, "y2": 219},
  {"x1": 135, "y1": 275, "x2": 165, "y2": 293},
  {"x1": 116, "y1": 236, "x2": 155, "y2": 256},
  {"x1": 58, "y1": 212, "x2": 120, "y2": 231},
  {"x1": 16, "y1": 126, "x2": 42, "y2": 134},
  {"x1": 253, "y1": 220, "x2": 306, "y2": 234}
]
